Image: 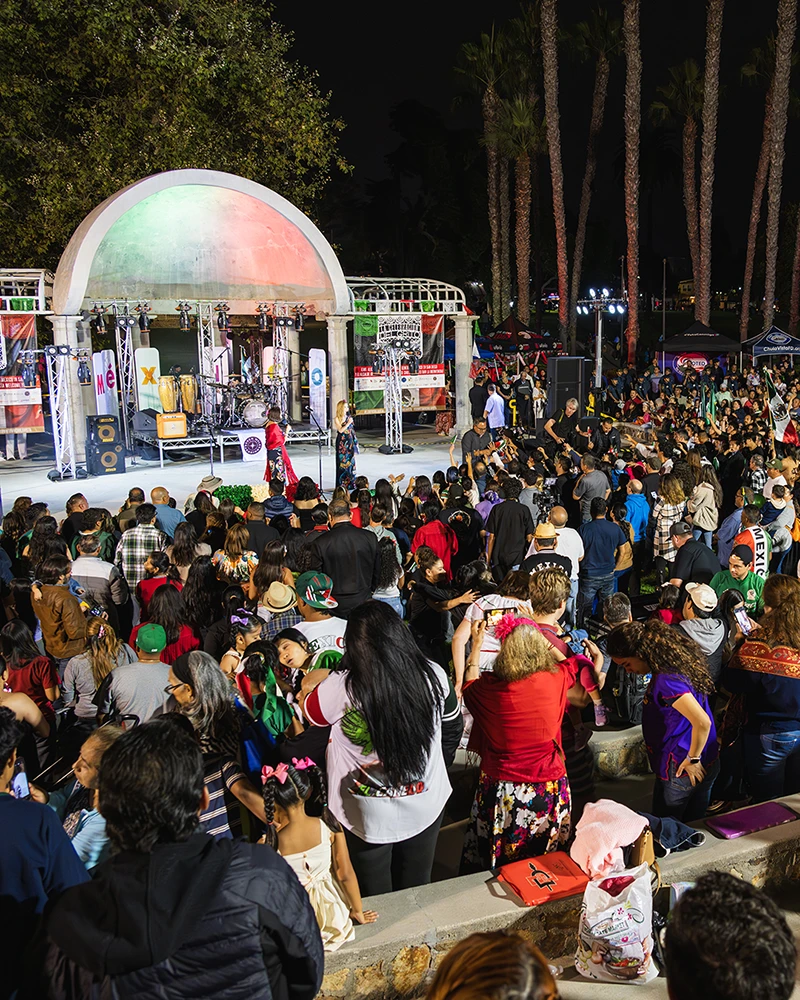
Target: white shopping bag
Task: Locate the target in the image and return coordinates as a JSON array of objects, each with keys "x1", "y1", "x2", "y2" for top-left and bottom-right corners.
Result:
[{"x1": 575, "y1": 863, "x2": 658, "y2": 984}]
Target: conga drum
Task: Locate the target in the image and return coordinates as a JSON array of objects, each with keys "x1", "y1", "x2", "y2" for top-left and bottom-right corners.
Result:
[
  {"x1": 180, "y1": 374, "x2": 198, "y2": 414},
  {"x1": 158, "y1": 375, "x2": 178, "y2": 413}
]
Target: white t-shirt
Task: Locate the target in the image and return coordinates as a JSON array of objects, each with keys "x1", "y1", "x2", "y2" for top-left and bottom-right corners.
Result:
[
  {"x1": 551, "y1": 526, "x2": 584, "y2": 581},
  {"x1": 294, "y1": 616, "x2": 347, "y2": 658},
  {"x1": 763, "y1": 474, "x2": 787, "y2": 499},
  {"x1": 306, "y1": 664, "x2": 451, "y2": 843},
  {"x1": 464, "y1": 594, "x2": 533, "y2": 672},
  {"x1": 484, "y1": 392, "x2": 506, "y2": 429}
]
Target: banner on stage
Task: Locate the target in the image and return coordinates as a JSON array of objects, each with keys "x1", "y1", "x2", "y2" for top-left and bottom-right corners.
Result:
[
  {"x1": 93, "y1": 350, "x2": 119, "y2": 417},
  {"x1": 308, "y1": 348, "x2": 328, "y2": 428},
  {"x1": 0, "y1": 314, "x2": 44, "y2": 434},
  {"x1": 134, "y1": 347, "x2": 162, "y2": 411},
  {"x1": 352, "y1": 313, "x2": 446, "y2": 414},
  {"x1": 235, "y1": 428, "x2": 265, "y2": 463}
]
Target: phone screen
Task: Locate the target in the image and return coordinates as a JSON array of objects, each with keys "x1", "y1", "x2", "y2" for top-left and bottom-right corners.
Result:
[
  {"x1": 734, "y1": 607, "x2": 752, "y2": 635},
  {"x1": 12, "y1": 759, "x2": 30, "y2": 800}
]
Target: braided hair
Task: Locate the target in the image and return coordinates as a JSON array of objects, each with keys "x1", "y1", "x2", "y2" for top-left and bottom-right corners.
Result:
[{"x1": 261, "y1": 760, "x2": 341, "y2": 849}]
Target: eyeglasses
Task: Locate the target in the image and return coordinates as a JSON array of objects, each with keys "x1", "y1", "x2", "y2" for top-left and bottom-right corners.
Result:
[{"x1": 164, "y1": 682, "x2": 186, "y2": 695}]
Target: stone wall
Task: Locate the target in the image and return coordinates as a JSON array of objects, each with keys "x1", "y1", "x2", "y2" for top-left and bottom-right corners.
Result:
[{"x1": 319, "y1": 793, "x2": 800, "y2": 999}]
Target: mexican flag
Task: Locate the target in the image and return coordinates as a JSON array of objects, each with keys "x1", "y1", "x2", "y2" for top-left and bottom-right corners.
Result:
[{"x1": 764, "y1": 368, "x2": 800, "y2": 445}]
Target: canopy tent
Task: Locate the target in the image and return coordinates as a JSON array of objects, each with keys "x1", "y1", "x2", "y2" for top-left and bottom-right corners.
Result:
[
  {"x1": 475, "y1": 312, "x2": 553, "y2": 356},
  {"x1": 661, "y1": 321, "x2": 742, "y2": 354},
  {"x1": 742, "y1": 325, "x2": 800, "y2": 357}
]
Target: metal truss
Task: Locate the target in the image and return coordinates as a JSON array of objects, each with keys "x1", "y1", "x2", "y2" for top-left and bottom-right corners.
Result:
[
  {"x1": 346, "y1": 277, "x2": 467, "y2": 314},
  {"x1": 0, "y1": 269, "x2": 52, "y2": 314},
  {"x1": 383, "y1": 347, "x2": 405, "y2": 453},
  {"x1": 196, "y1": 302, "x2": 215, "y2": 416},
  {"x1": 44, "y1": 345, "x2": 77, "y2": 479},
  {"x1": 272, "y1": 305, "x2": 291, "y2": 419},
  {"x1": 111, "y1": 304, "x2": 137, "y2": 451}
]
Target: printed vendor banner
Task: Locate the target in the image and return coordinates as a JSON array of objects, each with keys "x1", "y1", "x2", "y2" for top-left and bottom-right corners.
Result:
[
  {"x1": 236, "y1": 428, "x2": 266, "y2": 463},
  {"x1": 353, "y1": 313, "x2": 446, "y2": 414},
  {"x1": 308, "y1": 347, "x2": 328, "y2": 428},
  {"x1": 93, "y1": 350, "x2": 119, "y2": 417},
  {"x1": 0, "y1": 314, "x2": 44, "y2": 434},
  {"x1": 134, "y1": 347, "x2": 162, "y2": 411}
]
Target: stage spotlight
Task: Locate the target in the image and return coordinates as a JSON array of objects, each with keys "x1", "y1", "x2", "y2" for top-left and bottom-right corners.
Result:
[
  {"x1": 619, "y1": 304, "x2": 627, "y2": 313},
  {"x1": 602, "y1": 287, "x2": 610, "y2": 298},
  {"x1": 91, "y1": 303, "x2": 106, "y2": 334},
  {"x1": 589, "y1": 288, "x2": 596, "y2": 298},
  {"x1": 256, "y1": 303, "x2": 271, "y2": 334},
  {"x1": 136, "y1": 301, "x2": 151, "y2": 332},
  {"x1": 576, "y1": 306, "x2": 582, "y2": 315},
  {"x1": 21, "y1": 351, "x2": 36, "y2": 387},
  {"x1": 215, "y1": 302, "x2": 231, "y2": 333},
  {"x1": 176, "y1": 301, "x2": 192, "y2": 332},
  {"x1": 294, "y1": 306, "x2": 305, "y2": 332},
  {"x1": 608, "y1": 303, "x2": 617, "y2": 314},
  {"x1": 76, "y1": 352, "x2": 92, "y2": 386}
]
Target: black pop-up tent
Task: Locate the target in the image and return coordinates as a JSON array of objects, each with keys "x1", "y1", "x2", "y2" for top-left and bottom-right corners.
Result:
[{"x1": 661, "y1": 320, "x2": 742, "y2": 354}]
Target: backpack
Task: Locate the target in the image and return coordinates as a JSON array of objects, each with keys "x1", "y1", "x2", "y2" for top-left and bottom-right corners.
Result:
[{"x1": 601, "y1": 656, "x2": 649, "y2": 726}]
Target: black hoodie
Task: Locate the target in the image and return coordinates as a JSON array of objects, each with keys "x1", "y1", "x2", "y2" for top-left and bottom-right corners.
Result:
[{"x1": 24, "y1": 834, "x2": 323, "y2": 1000}]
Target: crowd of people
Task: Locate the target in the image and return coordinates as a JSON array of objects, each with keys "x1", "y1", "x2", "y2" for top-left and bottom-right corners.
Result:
[{"x1": 2, "y1": 353, "x2": 800, "y2": 997}]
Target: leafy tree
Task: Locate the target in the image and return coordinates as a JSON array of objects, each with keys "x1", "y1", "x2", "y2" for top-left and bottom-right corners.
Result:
[{"x1": 0, "y1": 0, "x2": 349, "y2": 268}]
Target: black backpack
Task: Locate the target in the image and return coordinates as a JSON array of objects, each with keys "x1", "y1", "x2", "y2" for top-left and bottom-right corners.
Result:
[{"x1": 601, "y1": 655, "x2": 649, "y2": 726}]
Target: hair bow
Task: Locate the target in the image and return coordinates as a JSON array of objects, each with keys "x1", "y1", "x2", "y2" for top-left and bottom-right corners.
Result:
[
  {"x1": 494, "y1": 612, "x2": 538, "y2": 643},
  {"x1": 96, "y1": 624, "x2": 106, "y2": 639},
  {"x1": 291, "y1": 757, "x2": 315, "y2": 771},
  {"x1": 261, "y1": 763, "x2": 290, "y2": 785},
  {"x1": 229, "y1": 613, "x2": 250, "y2": 626}
]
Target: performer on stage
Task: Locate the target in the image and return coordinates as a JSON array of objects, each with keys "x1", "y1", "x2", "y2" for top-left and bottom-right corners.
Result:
[
  {"x1": 263, "y1": 407, "x2": 298, "y2": 492},
  {"x1": 334, "y1": 399, "x2": 358, "y2": 490}
]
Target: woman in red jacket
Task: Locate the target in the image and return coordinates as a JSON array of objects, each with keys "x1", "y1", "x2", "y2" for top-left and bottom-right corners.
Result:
[{"x1": 460, "y1": 613, "x2": 601, "y2": 874}]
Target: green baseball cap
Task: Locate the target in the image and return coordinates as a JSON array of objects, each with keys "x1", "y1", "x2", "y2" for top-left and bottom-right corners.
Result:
[
  {"x1": 295, "y1": 571, "x2": 338, "y2": 609},
  {"x1": 136, "y1": 623, "x2": 167, "y2": 653}
]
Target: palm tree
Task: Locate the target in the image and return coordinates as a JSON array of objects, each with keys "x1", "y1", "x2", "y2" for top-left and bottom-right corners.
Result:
[
  {"x1": 540, "y1": 0, "x2": 569, "y2": 345},
  {"x1": 493, "y1": 95, "x2": 545, "y2": 324},
  {"x1": 695, "y1": 0, "x2": 725, "y2": 327},
  {"x1": 650, "y1": 61, "x2": 704, "y2": 291},
  {"x1": 457, "y1": 29, "x2": 507, "y2": 322},
  {"x1": 790, "y1": 204, "x2": 800, "y2": 335},
  {"x1": 568, "y1": 8, "x2": 622, "y2": 352},
  {"x1": 622, "y1": 0, "x2": 641, "y2": 363},
  {"x1": 762, "y1": 0, "x2": 797, "y2": 329},
  {"x1": 500, "y1": 156, "x2": 512, "y2": 318}
]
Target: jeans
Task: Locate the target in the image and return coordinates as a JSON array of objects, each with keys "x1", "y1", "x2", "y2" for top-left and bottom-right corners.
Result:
[
  {"x1": 564, "y1": 578, "x2": 579, "y2": 629},
  {"x1": 373, "y1": 594, "x2": 404, "y2": 618},
  {"x1": 577, "y1": 573, "x2": 615, "y2": 627},
  {"x1": 344, "y1": 809, "x2": 444, "y2": 896},
  {"x1": 743, "y1": 724, "x2": 800, "y2": 803},
  {"x1": 692, "y1": 527, "x2": 713, "y2": 547},
  {"x1": 652, "y1": 757, "x2": 720, "y2": 822}
]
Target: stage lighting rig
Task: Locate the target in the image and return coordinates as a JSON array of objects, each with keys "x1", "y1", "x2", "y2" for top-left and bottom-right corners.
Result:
[
  {"x1": 176, "y1": 301, "x2": 193, "y2": 332},
  {"x1": 76, "y1": 351, "x2": 92, "y2": 386},
  {"x1": 215, "y1": 301, "x2": 231, "y2": 333},
  {"x1": 294, "y1": 305, "x2": 305, "y2": 332},
  {"x1": 256, "y1": 302, "x2": 271, "y2": 333},
  {"x1": 91, "y1": 302, "x2": 107, "y2": 334},
  {"x1": 135, "y1": 301, "x2": 151, "y2": 332}
]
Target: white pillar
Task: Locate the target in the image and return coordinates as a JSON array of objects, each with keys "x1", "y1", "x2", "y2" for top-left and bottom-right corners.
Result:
[
  {"x1": 454, "y1": 313, "x2": 473, "y2": 433},
  {"x1": 288, "y1": 325, "x2": 301, "y2": 422},
  {"x1": 327, "y1": 315, "x2": 349, "y2": 422},
  {"x1": 50, "y1": 315, "x2": 92, "y2": 464}
]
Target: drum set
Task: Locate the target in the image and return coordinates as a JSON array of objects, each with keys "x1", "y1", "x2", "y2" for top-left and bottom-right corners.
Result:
[{"x1": 156, "y1": 369, "x2": 285, "y2": 432}]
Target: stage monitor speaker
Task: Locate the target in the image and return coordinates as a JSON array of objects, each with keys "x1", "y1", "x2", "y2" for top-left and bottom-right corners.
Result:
[
  {"x1": 546, "y1": 356, "x2": 592, "y2": 417},
  {"x1": 85, "y1": 415, "x2": 125, "y2": 476},
  {"x1": 133, "y1": 408, "x2": 158, "y2": 434}
]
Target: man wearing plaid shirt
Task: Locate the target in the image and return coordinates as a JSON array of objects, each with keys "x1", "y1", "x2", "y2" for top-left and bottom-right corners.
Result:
[
  {"x1": 114, "y1": 503, "x2": 167, "y2": 595},
  {"x1": 746, "y1": 454, "x2": 767, "y2": 496}
]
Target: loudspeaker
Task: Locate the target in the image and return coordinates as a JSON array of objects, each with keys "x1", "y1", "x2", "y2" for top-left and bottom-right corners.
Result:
[
  {"x1": 133, "y1": 408, "x2": 158, "y2": 434},
  {"x1": 546, "y1": 356, "x2": 592, "y2": 417},
  {"x1": 85, "y1": 415, "x2": 125, "y2": 476}
]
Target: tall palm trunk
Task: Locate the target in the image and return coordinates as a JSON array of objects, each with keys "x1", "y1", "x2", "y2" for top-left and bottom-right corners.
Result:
[
  {"x1": 514, "y1": 151, "x2": 532, "y2": 324},
  {"x1": 623, "y1": 0, "x2": 641, "y2": 363},
  {"x1": 696, "y1": 0, "x2": 724, "y2": 327},
  {"x1": 532, "y1": 152, "x2": 544, "y2": 333},
  {"x1": 762, "y1": 0, "x2": 797, "y2": 329},
  {"x1": 541, "y1": 0, "x2": 569, "y2": 346},
  {"x1": 500, "y1": 156, "x2": 512, "y2": 317},
  {"x1": 484, "y1": 88, "x2": 503, "y2": 323},
  {"x1": 790, "y1": 205, "x2": 800, "y2": 335},
  {"x1": 568, "y1": 51, "x2": 611, "y2": 351},
  {"x1": 740, "y1": 87, "x2": 772, "y2": 339},
  {"x1": 682, "y1": 117, "x2": 701, "y2": 288}
]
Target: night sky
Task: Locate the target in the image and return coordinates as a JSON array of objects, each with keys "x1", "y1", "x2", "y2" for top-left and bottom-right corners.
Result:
[{"x1": 281, "y1": 0, "x2": 798, "y2": 291}]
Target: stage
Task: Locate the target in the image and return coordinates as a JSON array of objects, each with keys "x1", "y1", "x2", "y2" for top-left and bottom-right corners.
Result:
[{"x1": 0, "y1": 426, "x2": 457, "y2": 519}]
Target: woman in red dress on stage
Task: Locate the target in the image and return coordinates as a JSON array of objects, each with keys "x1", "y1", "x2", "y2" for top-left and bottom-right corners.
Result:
[{"x1": 263, "y1": 407, "x2": 298, "y2": 492}]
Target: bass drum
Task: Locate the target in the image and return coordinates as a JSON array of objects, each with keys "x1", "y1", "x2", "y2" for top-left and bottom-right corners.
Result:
[{"x1": 242, "y1": 399, "x2": 269, "y2": 427}]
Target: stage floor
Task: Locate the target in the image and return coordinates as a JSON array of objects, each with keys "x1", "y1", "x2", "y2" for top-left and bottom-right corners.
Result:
[{"x1": 0, "y1": 427, "x2": 458, "y2": 519}]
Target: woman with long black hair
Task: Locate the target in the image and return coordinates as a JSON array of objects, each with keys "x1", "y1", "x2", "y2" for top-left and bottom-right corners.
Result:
[
  {"x1": 182, "y1": 556, "x2": 223, "y2": 640},
  {"x1": 166, "y1": 521, "x2": 211, "y2": 582},
  {"x1": 129, "y1": 584, "x2": 199, "y2": 664},
  {"x1": 301, "y1": 600, "x2": 460, "y2": 895},
  {"x1": 23, "y1": 515, "x2": 67, "y2": 574}
]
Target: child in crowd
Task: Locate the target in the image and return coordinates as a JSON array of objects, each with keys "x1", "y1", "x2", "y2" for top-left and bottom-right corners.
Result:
[
  {"x1": 261, "y1": 758, "x2": 377, "y2": 951},
  {"x1": 652, "y1": 583, "x2": 683, "y2": 624}
]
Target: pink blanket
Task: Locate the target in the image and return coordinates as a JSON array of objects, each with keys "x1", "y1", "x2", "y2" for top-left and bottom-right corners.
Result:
[{"x1": 570, "y1": 799, "x2": 648, "y2": 878}]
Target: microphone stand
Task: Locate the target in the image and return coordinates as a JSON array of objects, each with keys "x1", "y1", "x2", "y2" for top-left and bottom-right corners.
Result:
[{"x1": 305, "y1": 406, "x2": 327, "y2": 498}]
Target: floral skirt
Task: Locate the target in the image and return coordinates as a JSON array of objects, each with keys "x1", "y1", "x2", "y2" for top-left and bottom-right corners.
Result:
[
  {"x1": 460, "y1": 770, "x2": 572, "y2": 874},
  {"x1": 435, "y1": 410, "x2": 455, "y2": 434}
]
